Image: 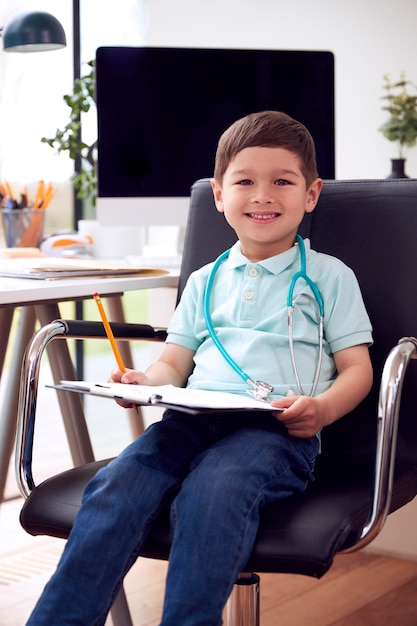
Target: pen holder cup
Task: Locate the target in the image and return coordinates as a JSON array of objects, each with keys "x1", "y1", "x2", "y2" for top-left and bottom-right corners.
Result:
[{"x1": 1, "y1": 208, "x2": 45, "y2": 248}]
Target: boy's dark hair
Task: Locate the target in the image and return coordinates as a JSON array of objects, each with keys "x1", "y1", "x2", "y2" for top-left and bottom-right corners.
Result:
[{"x1": 213, "y1": 110, "x2": 319, "y2": 186}]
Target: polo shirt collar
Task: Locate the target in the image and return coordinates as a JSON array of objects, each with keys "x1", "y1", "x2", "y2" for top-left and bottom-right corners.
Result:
[{"x1": 227, "y1": 238, "x2": 310, "y2": 275}]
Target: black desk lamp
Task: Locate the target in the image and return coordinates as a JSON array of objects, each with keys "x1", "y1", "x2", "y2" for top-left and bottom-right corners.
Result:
[{"x1": 1, "y1": 11, "x2": 66, "y2": 52}]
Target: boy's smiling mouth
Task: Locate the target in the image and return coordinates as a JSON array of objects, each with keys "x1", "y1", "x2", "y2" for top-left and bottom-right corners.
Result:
[{"x1": 246, "y1": 212, "x2": 281, "y2": 221}]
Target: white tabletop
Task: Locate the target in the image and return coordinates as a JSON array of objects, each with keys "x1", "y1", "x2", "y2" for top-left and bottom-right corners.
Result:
[{"x1": 0, "y1": 270, "x2": 179, "y2": 307}]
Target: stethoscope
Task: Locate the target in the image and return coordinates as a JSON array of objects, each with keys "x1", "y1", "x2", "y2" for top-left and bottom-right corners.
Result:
[{"x1": 203, "y1": 235, "x2": 325, "y2": 401}]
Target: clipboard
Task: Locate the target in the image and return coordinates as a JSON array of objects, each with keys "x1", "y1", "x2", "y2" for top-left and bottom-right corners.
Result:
[{"x1": 49, "y1": 381, "x2": 283, "y2": 415}]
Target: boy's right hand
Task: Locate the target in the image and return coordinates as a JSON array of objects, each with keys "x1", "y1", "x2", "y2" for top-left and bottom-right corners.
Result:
[{"x1": 108, "y1": 367, "x2": 151, "y2": 409}]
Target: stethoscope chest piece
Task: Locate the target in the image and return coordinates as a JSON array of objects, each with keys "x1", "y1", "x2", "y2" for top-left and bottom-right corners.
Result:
[{"x1": 246, "y1": 379, "x2": 274, "y2": 402}]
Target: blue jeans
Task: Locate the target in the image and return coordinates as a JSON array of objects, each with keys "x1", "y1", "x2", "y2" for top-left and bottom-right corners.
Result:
[{"x1": 26, "y1": 409, "x2": 319, "y2": 626}]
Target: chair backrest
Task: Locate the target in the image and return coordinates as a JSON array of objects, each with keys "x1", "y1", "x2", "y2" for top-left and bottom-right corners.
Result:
[{"x1": 179, "y1": 178, "x2": 417, "y2": 478}]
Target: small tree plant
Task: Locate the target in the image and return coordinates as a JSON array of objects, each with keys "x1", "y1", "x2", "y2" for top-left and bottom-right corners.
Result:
[
  {"x1": 379, "y1": 72, "x2": 417, "y2": 159},
  {"x1": 41, "y1": 60, "x2": 97, "y2": 204}
]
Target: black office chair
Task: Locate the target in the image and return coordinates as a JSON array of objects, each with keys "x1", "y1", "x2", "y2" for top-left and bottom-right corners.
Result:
[{"x1": 15, "y1": 178, "x2": 417, "y2": 625}]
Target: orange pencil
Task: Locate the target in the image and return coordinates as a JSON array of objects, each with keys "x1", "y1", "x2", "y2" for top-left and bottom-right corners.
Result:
[
  {"x1": 4, "y1": 180, "x2": 14, "y2": 201},
  {"x1": 33, "y1": 180, "x2": 44, "y2": 208},
  {"x1": 42, "y1": 182, "x2": 54, "y2": 209},
  {"x1": 23, "y1": 186, "x2": 30, "y2": 207},
  {"x1": 93, "y1": 292, "x2": 126, "y2": 372}
]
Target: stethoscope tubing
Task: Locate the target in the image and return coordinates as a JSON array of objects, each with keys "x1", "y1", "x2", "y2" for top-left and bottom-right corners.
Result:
[
  {"x1": 203, "y1": 235, "x2": 324, "y2": 398},
  {"x1": 203, "y1": 248, "x2": 249, "y2": 383}
]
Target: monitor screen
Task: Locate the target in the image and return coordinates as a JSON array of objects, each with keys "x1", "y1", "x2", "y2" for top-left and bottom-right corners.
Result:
[{"x1": 96, "y1": 46, "x2": 335, "y2": 227}]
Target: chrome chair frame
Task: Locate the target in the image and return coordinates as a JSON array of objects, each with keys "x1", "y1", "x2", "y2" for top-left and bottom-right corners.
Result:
[
  {"x1": 15, "y1": 178, "x2": 417, "y2": 625},
  {"x1": 15, "y1": 322, "x2": 417, "y2": 625}
]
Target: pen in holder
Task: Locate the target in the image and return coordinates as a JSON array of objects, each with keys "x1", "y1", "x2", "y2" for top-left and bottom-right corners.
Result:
[{"x1": 1, "y1": 208, "x2": 45, "y2": 248}]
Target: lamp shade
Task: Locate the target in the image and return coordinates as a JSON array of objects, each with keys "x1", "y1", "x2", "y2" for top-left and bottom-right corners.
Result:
[{"x1": 2, "y1": 11, "x2": 66, "y2": 52}]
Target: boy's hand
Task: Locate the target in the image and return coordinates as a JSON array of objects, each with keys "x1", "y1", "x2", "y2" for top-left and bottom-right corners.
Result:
[
  {"x1": 109, "y1": 367, "x2": 151, "y2": 385},
  {"x1": 271, "y1": 396, "x2": 326, "y2": 438},
  {"x1": 108, "y1": 367, "x2": 151, "y2": 408},
  {"x1": 271, "y1": 345, "x2": 373, "y2": 438},
  {"x1": 107, "y1": 343, "x2": 196, "y2": 410}
]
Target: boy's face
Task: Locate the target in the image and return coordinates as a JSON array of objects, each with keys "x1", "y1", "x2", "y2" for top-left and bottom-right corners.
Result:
[{"x1": 211, "y1": 146, "x2": 322, "y2": 262}]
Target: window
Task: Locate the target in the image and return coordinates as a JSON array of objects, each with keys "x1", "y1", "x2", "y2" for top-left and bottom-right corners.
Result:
[{"x1": 0, "y1": 0, "x2": 147, "y2": 230}]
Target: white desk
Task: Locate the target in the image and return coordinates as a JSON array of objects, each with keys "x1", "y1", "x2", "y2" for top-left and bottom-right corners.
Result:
[
  {"x1": 0, "y1": 272, "x2": 178, "y2": 307},
  {"x1": 0, "y1": 271, "x2": 179, "y2": 502}
]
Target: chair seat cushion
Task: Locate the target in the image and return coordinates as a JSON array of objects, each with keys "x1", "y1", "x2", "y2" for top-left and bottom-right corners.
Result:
[{"x1": 20, "y1": 457, "x2": 417, "y2": 579}]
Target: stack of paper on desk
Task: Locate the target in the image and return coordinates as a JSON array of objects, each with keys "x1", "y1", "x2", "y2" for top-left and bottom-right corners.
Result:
[
  {"x1": 0, "y1": 257, "x2": 168, "y2": 279},
  {"x1": 50, "y1": 381, "x2": 282, "y2": 414}
]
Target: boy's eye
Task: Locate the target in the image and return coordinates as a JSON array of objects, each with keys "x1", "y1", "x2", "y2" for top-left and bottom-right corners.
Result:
[
  {"x1": 275, "y1": 179, "x2": 290, "y2": 186},
  {"x1": 237, "y1": 179, "x2": 253, "y2": 185}
]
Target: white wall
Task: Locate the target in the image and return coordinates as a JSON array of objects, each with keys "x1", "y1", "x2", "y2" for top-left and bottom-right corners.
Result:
[{"x1": 147, "y1": 0, "x2": 417, "y2": 180}]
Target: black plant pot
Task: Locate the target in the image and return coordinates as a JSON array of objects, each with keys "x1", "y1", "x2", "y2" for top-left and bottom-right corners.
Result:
[{"x1": 387, "y1": 158, "x2": 409, "y2": 179}]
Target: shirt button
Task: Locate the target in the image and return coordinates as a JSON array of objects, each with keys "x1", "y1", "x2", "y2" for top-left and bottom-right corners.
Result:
[
  {"x1": 248, "y1": 268, "x2": 258, "y2": 277},
  {"x1": 245, "y1": 291, "x2": 254, "y2": 300}
]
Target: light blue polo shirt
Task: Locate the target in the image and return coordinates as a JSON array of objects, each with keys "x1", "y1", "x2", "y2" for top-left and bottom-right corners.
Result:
[{"x1": 167, "y1": 239, "x2": 373, "y2": 399}]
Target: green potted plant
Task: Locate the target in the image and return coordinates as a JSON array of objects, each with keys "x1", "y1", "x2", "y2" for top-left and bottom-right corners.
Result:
[
  {"x1": 41, "y1": 60, "x2": 97, "y2": 206},
  {"x1": 379, "y1": 72, "x2": 417, "y2": 178}
]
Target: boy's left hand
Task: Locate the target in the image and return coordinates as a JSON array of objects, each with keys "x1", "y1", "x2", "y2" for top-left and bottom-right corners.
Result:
[
  {"x1": 270, "y1": 396, "x2": 325, "y2": 438},
  {"x1": 270, "y1": 345, "x2": 373, "y2": 438}
]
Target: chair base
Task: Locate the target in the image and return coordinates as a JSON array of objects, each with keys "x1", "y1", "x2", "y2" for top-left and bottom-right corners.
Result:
[{"x1": 225, "y1": 573, "x2": 260, "y2": 626}]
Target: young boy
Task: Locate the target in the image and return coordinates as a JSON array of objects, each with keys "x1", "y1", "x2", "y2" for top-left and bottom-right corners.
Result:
[{"x1": 26, "y1": 111, "x2": 373, "y2": 625}]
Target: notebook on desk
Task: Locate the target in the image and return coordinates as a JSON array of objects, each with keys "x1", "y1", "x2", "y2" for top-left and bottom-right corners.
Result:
[{"x1": 0, "y1": 257, "x2": 169, "y2": 279}]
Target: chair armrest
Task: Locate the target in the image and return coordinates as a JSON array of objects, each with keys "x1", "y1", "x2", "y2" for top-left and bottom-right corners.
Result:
[
  {"x1": 15, "y1": 319, "x2": 167, "y2": 498},
  {"x1": 60, "y1": 319, "x2": 167, "y2": 342},
  {"x1": 343, "y1": 336, "x2": 417, "y2": 552}
]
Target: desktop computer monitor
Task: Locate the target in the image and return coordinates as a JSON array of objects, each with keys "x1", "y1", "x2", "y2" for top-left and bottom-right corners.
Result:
[{"x1": 95, "y1": 46, "x2": 335, "y2": 227}]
